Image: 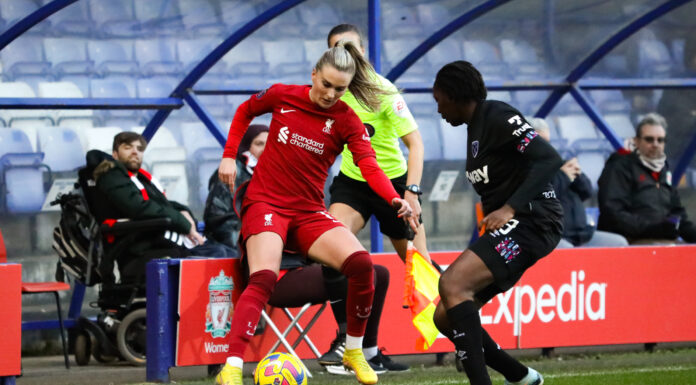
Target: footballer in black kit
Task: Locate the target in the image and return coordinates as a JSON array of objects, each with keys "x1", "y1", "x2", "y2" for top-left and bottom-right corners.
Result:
[
  {"x1": 432, "y1": 60, "x2": 563, "y2": 385},
  {"x1": 465, "y1": 99, "x2": 563, "y2": 301}
]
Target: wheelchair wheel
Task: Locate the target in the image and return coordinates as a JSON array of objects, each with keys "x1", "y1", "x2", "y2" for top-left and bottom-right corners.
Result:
[
  {"x1": 74, "y1": 331, "x2": 91, "y2": 366},
  {"x1": 91, "y1": 333, "x2": 118, "y2": 363},
  {"x1": 116, "y1": 308, "x2": 147, "y2": 366}
]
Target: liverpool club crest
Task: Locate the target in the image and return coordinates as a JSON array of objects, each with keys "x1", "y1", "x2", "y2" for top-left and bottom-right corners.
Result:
[{"x1": 205, "y1": 270, "x2": 234, "y2": 338}]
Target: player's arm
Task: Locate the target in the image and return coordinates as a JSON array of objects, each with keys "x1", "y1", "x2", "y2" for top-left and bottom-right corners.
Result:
[
  {"x1": 219, "y1": 85, "x2": 277, "y2": 191},
  {"x1": 400, "y1": 130, "x2": 424, "y2": 218}
]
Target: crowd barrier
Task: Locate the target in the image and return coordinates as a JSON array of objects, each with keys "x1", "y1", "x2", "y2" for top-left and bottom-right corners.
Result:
[{"x1": 142, "y1": 245, "x2": 696, "y2": 382}]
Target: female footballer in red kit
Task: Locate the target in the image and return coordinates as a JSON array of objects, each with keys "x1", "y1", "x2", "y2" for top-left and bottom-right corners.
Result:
[{"x1": 214, "y1": 40, "x2": 417, "y2": 385}]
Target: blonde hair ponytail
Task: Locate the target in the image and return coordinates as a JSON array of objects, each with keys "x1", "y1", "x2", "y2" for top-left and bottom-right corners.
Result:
[{"x1": 314, "y1": 40, "x2": 393, "y2": 112}]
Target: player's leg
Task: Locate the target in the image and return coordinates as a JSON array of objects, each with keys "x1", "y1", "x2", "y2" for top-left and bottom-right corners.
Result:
[
  {"x1": 306, "y1": 225, "x2": 378, "y2": 384},
  {"x1": 437, "y1": 249, "x2": 495, "y2": 385},
  {"x1": 217, "y1": 232, "x2": 283, "y2": 385}
]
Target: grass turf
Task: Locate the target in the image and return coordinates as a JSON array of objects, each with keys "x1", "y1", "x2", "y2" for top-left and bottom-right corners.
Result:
[{"x1": 138, "y1": 347, "x2": 696, "y2": 384}]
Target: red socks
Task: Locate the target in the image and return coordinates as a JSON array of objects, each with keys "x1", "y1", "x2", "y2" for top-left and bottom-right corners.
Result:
[
  {"x1": 228, "y1": 269, "x2": 277, "y2": 358},
  {"x1": 340, "y1": 251, "x2": 375, "y2": 337}
]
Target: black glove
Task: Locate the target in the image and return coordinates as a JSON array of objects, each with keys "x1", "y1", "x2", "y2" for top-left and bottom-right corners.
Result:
[{"x1": 644, "y1": 220, "x2": 679, "y2": 239}]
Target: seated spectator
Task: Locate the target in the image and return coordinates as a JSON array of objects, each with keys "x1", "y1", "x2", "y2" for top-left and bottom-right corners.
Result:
[
  {"x1": 531, "y1": 118, "x2": 628, "y2": 248},
  {"x1": 204, "y1": 125, "x2": 408, "y2": 375},
  {"x1": 94, "y1": 132, "x2": 228, "y2": 282},
  {"x1": 597, "y1": 113, "x2": 696, "y2": 244}
]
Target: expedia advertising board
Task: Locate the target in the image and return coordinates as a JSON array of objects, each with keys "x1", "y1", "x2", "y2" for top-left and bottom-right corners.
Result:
[{"x1": 175, "y1": 246, "x2": 696, "y2": 365}]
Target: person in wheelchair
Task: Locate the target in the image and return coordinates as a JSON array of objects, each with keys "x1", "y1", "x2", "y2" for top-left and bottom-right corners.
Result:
[
  {"x1": 94, "y1": 131, "x2": 228, "y2": 283},
  {"x1": 204, "y1": 125, "x2": 408, "y2": 376}
]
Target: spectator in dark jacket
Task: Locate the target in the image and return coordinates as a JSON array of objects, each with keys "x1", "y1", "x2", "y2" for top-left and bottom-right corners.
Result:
[
  {"x1": 94, "y1": 132, "x2": 228, "y2": 282},
  {"x1": 531, "y1": 118, "x2": 628, "y2": 248},
  {"x1": 203, "y1": 124, "x2": 268, "y2": 250},
  {"x1": 597, "y1": 113, "x2": 696, "y2": 244}
]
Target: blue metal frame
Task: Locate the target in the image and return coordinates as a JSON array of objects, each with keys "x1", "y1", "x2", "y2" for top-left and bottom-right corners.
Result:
[
  {"x1": 385, "y1": 0, "x2": 513, "y2": 82},
  {"x1": 368, "y1": 0, "x2": 384, "y2": 252},
  {"x1": 183, "y1": 92, "x2": 227, "y2": 147},
  {"x1": 0, "y1": 0, "x2": 77, "y2": 51},
  {"x1": 535, "y1": 0, "x2": 693, "y2": 119},
  {"x1": 569, "y1": 86, "x2": 623, "y2": 150},
  {"x1": 0, "y1": 97, "x2": 182, "y2": 109},
  {"x1": 142, "y1": 0, "x2": 307, "y2": 141},
  {"x1": 146, "y1": 259, "x2": 179, "y2": 383}
]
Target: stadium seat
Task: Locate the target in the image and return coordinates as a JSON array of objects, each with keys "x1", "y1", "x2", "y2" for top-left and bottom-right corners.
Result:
[
  {"x1": 556, "y1": 114, "x2": 600, "y2": 145},
  {"x1": 136, "y1": 77, "x2": 176, "y2": 98},
  {"x1": 413, "y1": 116, "x2": 443, "y2": 161},
  {"x1": 403, "y1": 92, "x2": 437, "y2": 117},
  {"x1": 488, "y1": 91, "x2": 513, "y2": 104},
  {"x1": 499, "y1": 39, "x2": 547, "y2": 79},
  {"x1": 222, "y1": 38, "x2": 269, "y2": 88},
  {"x1": 381, "y1": 4, "x2": 423, "y2": 38},
  {"x1": 44, "y1": 38, "x2": 94, "y2": 78},
  {"x1": 0, "y1": 0, "x2": 51, "y2": 34},
  {"x1": 0, "y1": 36, "x2": 51, "y2": 80},
  {"x1": 81, "y1": 126, "x2": 121, "y2": 153},
  {"x1": 192, "y1": 146, "x2": 222, "y2": 206},
  {"x1": 38, "y1": 81, "x2": 94, "y2": 127},
  {"x1": 37, "y1": 127, "x2": 85, "y2": 172},
  {"x1": 90, "y1": 77, "x2": 138, "y2": 123},
  {"x1": 220, "y1": 1, "x2": 259, "y2": 33},
  {"x1": 88, "y1": 0, "x2": 139, "y2": 38},
  {"x1": 48, "y1": 0, "x2": 93, "y2": 36},
  {"x1": 147, "y1": 147, "x2": 189, "y2": 206},
  {"x1": 0, "y1": 229, "x2": 71, "y2": 369},
  {"x1": 135, "y1": 126, "x2": 178, "y2": 149},
  {"x1": 261, "y1": 39, "x2": 310, "y2": 84},
  {"x1": 588, "y1": 90, "x2": 632, "y2": 113},
  {"x1": 133, "y1": 0, "x2": 184, "y2": 36},
  {"x1": 439, "y1": 119, "x2": 467, "y2": 160},
  {"x1": 177, "y1": 0, "x2": 225, "y2": 36},
  {"x1": 262, "y1": 8, "x2": 304, "y2": 38},
  {"x1": 134, "y1": 39, "x2": 182, "y2": 77},
  {"x1": 462, "y1": 40, "x2": 509, "y2": 80},
  {"x1": 297, "y1": 3, "x2": 341, "y2": 35},
  {"x1": 553, "y1": 94, "x2": 584, "y2": 115},
  {"x1": 417, "y1": 3, "x2": 451, "y2": 29},
  {"x1": 383, "y1": 39, "x2": 430, "y2": 79},
  {"x1": 1, "y1": 152, "x2": 47, "y2": 214},
  {"x1": 514, "y1": 90, "x2": 550, "y2": 117},
  {"x1": 177, "y1": 38, "x2": 226, "y2": 74},
  {"x1": 0, "y1": 82, "x2": 53, "y2": 127},
  {"x1": 303, "y1": 40, "x2": 326, "y2": 68},
  {"x1": 425, "y1": 37, "x2": 462, "y2": 70},
  {"x1": 87, "y1": 40, "x2": 139, "y2": 77},
  {"x1": 637, "y1": 38, "x2": 674, "y2": 78},
  {"x1": 604, "y1": 113, "x2": 635, "y2": 140}
]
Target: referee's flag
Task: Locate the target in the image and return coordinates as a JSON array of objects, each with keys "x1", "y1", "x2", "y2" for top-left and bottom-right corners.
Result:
[{"x1": 402, "y1": 242, "x2": 441, "y2": 351}]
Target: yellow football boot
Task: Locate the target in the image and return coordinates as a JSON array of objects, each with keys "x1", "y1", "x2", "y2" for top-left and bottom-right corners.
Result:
[
  {"x1": 215, "y1": 363, "x2": 243, "y2": 385},
  {"x1": 343, "y1": 348, "x2": 378, "y2": 384}
]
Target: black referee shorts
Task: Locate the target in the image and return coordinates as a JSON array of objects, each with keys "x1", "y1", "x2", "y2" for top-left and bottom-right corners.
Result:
[
  {"x1": 329, "y1": 171, "x2": 421, "y2": 240},
  {"x1": 471, "y1": 199, "x2": 563, "y2": 303}
]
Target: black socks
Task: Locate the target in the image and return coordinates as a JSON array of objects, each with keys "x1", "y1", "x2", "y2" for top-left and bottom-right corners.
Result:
[
  {"x1": 447, "y1": 300, "x2": 491, "y2": 385},
  {"x1": 321, "y1": 264, "x2": 348, "y2": 334}
]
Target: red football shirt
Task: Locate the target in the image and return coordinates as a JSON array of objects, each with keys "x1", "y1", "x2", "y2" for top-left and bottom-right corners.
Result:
[{"x1": 223, "y1": 83, "x2": 395, "y2": 212}]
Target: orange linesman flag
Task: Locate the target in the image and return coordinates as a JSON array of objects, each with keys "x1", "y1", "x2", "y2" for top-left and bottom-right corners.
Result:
[{"x1": 402, "y1": 242, "x2": 441, "y2": 351}]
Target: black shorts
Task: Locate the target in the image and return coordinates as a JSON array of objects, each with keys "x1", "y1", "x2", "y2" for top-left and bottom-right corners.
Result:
[
  {"x1": 329, "y1": 171, "x2": 421, "y2": 240},
  {"x1": 471, "y1": 199, "x2": 563, "y2": 303}
]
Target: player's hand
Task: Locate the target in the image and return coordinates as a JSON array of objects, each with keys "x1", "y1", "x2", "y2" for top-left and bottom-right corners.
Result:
[
  {"x1": 218, "y1": 157, "x2": 237, "y2": 193},
  {"x1": 404, "y1": 191, "x2": 422, "y2": 226},
  {"x1": 392, "y1": 197, "x2": 418, "y2": 234},
  {"x1": 480, "y1": 204, "x2": 515, "y2": 232}
]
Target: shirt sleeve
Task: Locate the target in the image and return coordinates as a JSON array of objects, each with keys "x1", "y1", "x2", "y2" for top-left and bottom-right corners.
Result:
[
  {"x1": 383, "y1": 88, "x2": 418, "y2": 138},
  {"x1": 357, "y1": 156, "x2": 400, "y2": 203},
  {"x1": 505, "y1": 136, "x2": 563, "y2": 212},
  {"x1": 223, "y1": 85, "x2": 279, "y2": 158}
]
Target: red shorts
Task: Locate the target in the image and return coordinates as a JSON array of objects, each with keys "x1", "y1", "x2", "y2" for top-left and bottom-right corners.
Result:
[{"x1": 240, "y1": 200, "x2": 345, "y2": 256}]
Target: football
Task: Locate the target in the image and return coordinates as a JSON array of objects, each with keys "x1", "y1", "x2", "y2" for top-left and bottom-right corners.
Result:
[{"x1": 254, "y1": 352, "x2": 308, "y2": 385}]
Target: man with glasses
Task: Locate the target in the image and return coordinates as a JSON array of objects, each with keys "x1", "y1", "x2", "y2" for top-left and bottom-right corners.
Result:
[{"x1": 597, "y1": 113, "x2": 696, "y2": 244}]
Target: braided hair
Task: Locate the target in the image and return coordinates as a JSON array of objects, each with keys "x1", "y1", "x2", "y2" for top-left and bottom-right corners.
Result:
[{"x1": 433, "y1": 60, "x2": 487, "y2": 103}]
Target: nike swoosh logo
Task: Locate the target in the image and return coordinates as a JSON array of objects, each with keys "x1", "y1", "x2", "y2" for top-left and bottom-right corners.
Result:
[{"x1": 280, "y1": 108, "x2": 295, "y2": 113}]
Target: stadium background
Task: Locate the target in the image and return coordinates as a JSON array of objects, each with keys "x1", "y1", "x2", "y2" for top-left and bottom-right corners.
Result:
[{"x1": 0, "y1": 0, "x2": 695, "y2": 353}]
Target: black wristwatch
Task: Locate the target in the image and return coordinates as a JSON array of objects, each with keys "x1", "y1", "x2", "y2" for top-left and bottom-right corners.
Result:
[{"x1": 405, "y1": 184, "x2": 422, "y2": 195}]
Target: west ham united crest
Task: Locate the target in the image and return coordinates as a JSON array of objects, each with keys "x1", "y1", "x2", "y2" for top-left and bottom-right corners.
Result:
[
  {"x1": 205, "y1": 270, "x2": 234, "y2": 338},
  {"x1": 472, "y1": 140, "x2": 479, "y2": 158}
]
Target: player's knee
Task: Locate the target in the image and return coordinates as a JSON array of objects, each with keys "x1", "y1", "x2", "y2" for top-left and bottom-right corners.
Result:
[
  {"x1": 340, "y1": 250, "x2": 373, "y2": 277},
  {"x1": 438, "y1": 269, "x2": 470, "y2": 302}
]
